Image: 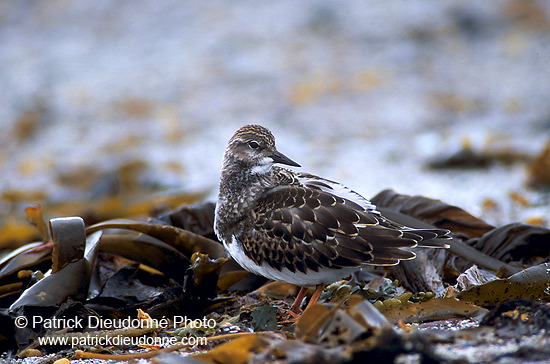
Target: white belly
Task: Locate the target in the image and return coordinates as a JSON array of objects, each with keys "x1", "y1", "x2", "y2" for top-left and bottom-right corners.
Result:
[{"x1": 224, "y1": 235, "x2": 358, "y2": 286}]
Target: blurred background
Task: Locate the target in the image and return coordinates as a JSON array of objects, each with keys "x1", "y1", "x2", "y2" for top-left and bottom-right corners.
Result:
[{"x1": 1, "y1": 0, "x2": 549, "y2": 248}]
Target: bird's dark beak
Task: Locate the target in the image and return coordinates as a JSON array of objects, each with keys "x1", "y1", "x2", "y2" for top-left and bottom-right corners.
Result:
[{"x1": 271, "y1": 150, "x2": 301, "y2": 167}]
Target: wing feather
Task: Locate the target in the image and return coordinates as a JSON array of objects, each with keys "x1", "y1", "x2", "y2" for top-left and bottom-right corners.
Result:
[{"x1": 237, "y1": 184, "x2": 448, "y2": 274}]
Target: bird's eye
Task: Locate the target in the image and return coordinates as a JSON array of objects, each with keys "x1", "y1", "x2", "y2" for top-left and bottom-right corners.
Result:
[{"x1": 248, "y1": 141, "x2": 260, "y2": 149}]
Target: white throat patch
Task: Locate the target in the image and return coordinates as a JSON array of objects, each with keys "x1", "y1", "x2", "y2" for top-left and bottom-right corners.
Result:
[{"x1": 250, "y1": 157, "x2": 273, "y2": 174}]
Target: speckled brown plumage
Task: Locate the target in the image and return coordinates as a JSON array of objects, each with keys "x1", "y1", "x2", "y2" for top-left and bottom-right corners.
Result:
[{"x1": 214, "y1": 125, "x2": 450, "y2": 290}]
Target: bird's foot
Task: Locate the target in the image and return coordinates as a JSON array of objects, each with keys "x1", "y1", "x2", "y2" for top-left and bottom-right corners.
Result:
[{"x1": 279, "y1": 308, "x2": 302, "y2": 323}]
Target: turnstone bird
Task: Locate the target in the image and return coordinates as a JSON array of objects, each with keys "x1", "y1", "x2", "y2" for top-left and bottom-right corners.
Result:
[{"x1": 214, "y1": 125, "x2": 450, "y2": 313}]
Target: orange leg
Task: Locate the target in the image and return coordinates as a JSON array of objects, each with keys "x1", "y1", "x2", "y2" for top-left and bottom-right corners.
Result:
[
  {"x1": 289, "y1": 286, "x2": 309, "y2": 313},
  {"x1": 289, "y1": 284, "x2": 327, "y2": 313},
  {"x1": 303, "y1": 284, "x2": 326, "y2": 311},
  {"x1": 281, "y1": 284, "x2": 327, "y2": 323}
]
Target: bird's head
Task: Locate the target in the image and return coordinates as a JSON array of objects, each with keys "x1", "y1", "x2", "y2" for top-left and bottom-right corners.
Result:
[{"x1": 224, "y1": 124, "x2": 300, "y2": 174}]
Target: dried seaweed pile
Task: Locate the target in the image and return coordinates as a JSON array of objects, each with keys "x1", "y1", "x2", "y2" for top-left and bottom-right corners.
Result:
[{"x1": 0, "y1": 191, "x2": 549, "y2": 363}]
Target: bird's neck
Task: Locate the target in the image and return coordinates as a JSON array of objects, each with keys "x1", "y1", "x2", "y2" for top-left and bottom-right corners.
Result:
[
  {"x1": 218, "y1": 156, "x2": 275, "y2": 211},
  {"x1": 215, "y1": 158, "x2": 274, "y2": 240}
]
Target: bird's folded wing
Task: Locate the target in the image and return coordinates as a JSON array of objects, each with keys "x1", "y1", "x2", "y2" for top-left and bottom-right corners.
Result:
[{"x1": 239, "y1": 186, "x2": 445, "y2": 274}]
